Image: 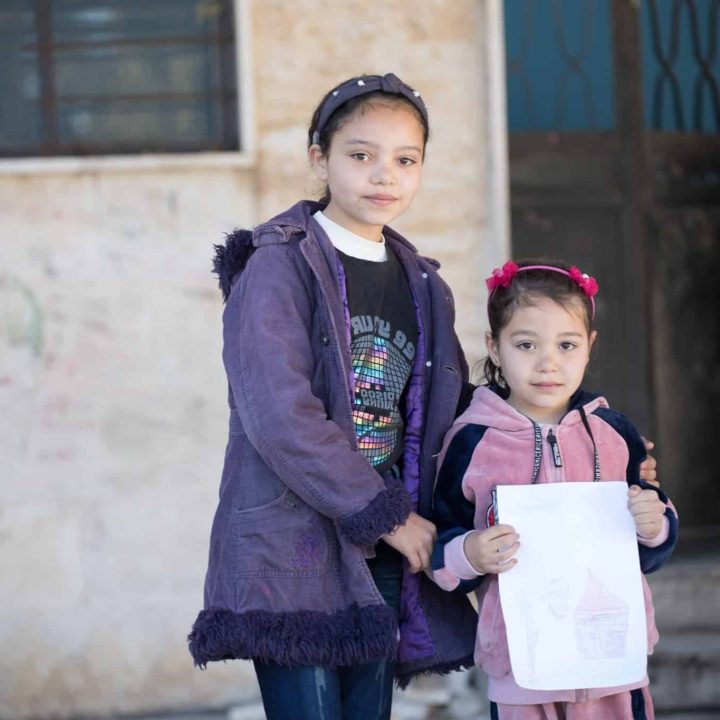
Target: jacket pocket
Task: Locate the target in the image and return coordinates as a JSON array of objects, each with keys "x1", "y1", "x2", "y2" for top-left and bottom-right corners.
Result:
[{"x1": 234, "y1": 488, "x2": 330, "y2": 578}]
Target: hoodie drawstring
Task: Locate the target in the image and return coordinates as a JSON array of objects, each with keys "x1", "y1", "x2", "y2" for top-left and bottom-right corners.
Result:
[{"x1": 531, "y1": 422, "x2": 542, "y2": 483}]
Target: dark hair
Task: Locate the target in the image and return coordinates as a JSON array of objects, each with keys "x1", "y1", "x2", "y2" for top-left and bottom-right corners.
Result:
[
  {"x1": 483, "y1": 259, "x2": 596, "y2": 390},
  {"x1": 307, "y1": 74, "x2": 431, "y2": 203}
]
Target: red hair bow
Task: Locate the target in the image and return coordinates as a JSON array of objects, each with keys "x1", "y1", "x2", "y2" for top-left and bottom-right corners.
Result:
[
  {"x1": 486, "y1": 261, "x2": 519, "y2": 291},
  {"x1": 568, "y1": 266, "x2": 599, "y2": 299}
]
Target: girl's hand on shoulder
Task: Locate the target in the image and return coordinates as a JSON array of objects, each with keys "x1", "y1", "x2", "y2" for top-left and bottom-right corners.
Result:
[
  {"x1": 639, "y1": 437, "x2": 659, "y2": 487},
  {"x1": 463, "y1": 524, "x2": 520, "y2": 575},
  {"x1": 381, "y1": 513, "x2": 437, "y2": 573},
  {"x1": 628, "y1": 485, "x2": 666, "y2": 540}
]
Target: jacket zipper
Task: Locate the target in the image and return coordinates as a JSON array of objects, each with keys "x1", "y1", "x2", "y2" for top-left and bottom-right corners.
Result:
[{"x1": 547, "y1": 428, "x2": 563, "y2": 467}]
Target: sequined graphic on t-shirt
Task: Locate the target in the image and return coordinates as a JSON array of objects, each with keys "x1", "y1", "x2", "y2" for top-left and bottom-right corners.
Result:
[{"x1": 351, "y1": 325, "x2": 415, "y2": 466}]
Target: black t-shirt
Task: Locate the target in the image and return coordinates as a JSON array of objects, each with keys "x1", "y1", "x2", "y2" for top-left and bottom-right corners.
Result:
[{"x1": 338, "y1": 247, "x2": 418, "y2": 474}]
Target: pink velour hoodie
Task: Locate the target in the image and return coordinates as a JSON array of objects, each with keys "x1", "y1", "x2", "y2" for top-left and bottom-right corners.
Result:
[{"x1": 429, "y1": 386, "x2": 675, "y2": 705}]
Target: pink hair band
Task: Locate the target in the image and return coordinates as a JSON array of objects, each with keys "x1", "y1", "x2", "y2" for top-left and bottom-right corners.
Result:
[{"x1": 485, "y1": 261, "x2": 599, "y2": 318}]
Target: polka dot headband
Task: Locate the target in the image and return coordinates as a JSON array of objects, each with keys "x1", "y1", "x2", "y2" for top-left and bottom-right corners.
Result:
[{"x1": 311, "y1": 73, "x2": 429, "y2": 145}]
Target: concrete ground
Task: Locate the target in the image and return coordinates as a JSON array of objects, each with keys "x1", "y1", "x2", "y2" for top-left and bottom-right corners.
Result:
[
  {"x1": 79, "y1": 675, "x2": 720, "y2": 720},
  {"x1": 70, "y1": 552, "x2": 720, "y2": 720},
  {"x1": 88, "y1": 703, "x2": 720, "y2": 720}
]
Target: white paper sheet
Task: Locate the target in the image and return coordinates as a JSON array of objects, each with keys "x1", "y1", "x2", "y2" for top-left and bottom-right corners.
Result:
[{"x1": 496, "y1": 481, "x2": 647, "y2": 690}]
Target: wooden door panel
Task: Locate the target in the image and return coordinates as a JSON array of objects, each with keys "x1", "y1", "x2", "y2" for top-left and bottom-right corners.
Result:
[
  {"x1": 648, "y1": 135, "x2": 720, "y2": 536},
  {"x1": 511, "y1": 203, "x2": 635, "y2": 413}
]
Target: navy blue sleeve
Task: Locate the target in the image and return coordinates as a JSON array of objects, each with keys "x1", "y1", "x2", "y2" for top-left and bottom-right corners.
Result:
[
  {"x1": 593, "y1": 407, "x2": 678, "y2": 574},
  {"x1": 431, "y1": 424, "x2": 488, "y2": 594},
  {"x1": 456, "y1": 382, "x2": 476, "y2": 417}
]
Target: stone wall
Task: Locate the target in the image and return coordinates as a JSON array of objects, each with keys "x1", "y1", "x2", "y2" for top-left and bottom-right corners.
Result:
[{"x1": 0, "y1": 1, "x2": 506, "y2": 717}]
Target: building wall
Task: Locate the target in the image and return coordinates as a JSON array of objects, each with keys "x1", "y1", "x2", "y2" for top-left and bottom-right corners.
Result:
[{"x1": 0, "y1": 1, "x2": 507, "y2": 717}]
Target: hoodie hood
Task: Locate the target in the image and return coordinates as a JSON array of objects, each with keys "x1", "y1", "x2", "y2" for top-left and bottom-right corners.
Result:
[
  {"x1": 454, "y1": 385, "x2": 608, "y2": 433},
  {"x1": 212, "y1": 228, "x2": 255, "y2": 302},
  {"x1": 211, "y1": 201, "x2": 323, "y2": 303}
]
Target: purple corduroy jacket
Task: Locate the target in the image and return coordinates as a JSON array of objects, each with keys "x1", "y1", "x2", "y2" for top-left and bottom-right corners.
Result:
[{"x1": 188, "y1": 200, "x2": 477, "y2": 684}]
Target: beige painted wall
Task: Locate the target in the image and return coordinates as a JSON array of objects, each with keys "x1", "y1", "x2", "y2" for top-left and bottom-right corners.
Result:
[
  {"x1": 0, "y1": 1, "x2": 507, "y2": 717},
  {"x1": 0, "y1": 168, "x2": 257, "y2": 718}
]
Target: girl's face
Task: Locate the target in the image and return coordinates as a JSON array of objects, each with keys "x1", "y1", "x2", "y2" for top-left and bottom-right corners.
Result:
[
  {"x1": 486, "y1": 296, "x2": 596, "y2": 424},
  {"x1": 309, "y1": 103, "x2": 425, "y2": 242}
]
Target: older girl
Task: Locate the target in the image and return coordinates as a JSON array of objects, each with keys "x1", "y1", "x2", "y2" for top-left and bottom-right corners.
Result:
[{"x1": 188, "y1": 73, "x2": 477, "y2": 720}]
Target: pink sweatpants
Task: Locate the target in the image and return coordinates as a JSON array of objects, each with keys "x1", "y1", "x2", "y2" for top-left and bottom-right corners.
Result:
[{"x1": 492, "y1": 687, "x2": 654, "y2": 720}]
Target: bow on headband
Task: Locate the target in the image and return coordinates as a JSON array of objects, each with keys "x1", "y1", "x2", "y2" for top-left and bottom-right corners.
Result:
[
  {"x1": 311, "y1": 73, "x2": 428, "y2": 145},
  {"x1": 486, "y1": 261, "x2": 520, "y2": 292}
]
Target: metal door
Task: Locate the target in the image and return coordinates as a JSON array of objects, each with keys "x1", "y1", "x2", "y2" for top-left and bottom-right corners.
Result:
[{"x1": 504, "y1": 0, "x2": 720, "y2": 544}]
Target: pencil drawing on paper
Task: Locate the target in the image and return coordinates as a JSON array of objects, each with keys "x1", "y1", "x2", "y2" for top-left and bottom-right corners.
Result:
[{"x1": 574, "y1": 571, "x2": 629, "y2": 659}]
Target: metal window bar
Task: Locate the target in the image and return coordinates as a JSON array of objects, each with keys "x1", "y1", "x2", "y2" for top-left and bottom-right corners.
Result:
[
  {"x1": 550, "y1": 0, "x2": 598, "y2": 129},
  {"x1": 23, "y1": 34, "x2": 235, "y2": 52},
  {"x1": 646, "y1": 0, "x2": 720, "y2": 133},
  {"x1": 216, "y1": 1, "x2": 239, "y2": 150},
  {"x1": 35, "y1": 0, "x2": 58, "y2": 150},
  {"x1": 5, "y1": 0, "x2": 239, "y2": 157},
  {"x1": 686, "y1": 0, "x2": 720, "y2": 131}
]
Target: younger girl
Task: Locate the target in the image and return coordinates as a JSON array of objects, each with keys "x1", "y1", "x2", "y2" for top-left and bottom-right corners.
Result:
[
  {"x1": 187, "y1": 73, "x2": 478, "y2": 720},
  {"x1": 430, "y1": 260, "x2": 678, "y2": 720}
]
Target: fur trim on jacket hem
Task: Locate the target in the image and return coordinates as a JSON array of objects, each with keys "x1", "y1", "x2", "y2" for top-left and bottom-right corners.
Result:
[
  {"x1": 189, "y1": 603, "x2": 398, "y2": 669},
  {"x1": 338, "y1": 475, "x2": 412, "y2": 546}
]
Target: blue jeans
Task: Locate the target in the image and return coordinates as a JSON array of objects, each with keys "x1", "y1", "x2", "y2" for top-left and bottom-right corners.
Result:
[{"x1": 254, "y1": 552, "x2": 403, "y2": 720}]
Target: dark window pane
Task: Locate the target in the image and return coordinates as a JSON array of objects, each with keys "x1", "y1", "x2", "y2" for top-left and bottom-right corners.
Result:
[
  {"x1": 51, "y1": 0, "x2": 226, "y2": 44},
  {"x1": 0, "y1": 0, "x2": 238, "y2": 157},
  {"x1": 0, "y1": 1, "x2": 42, "y2": 146},
  {"x1": 56, "y1": 98, "x2": 227, "y2": 149},
  {"x1": 54, "y1": 44, "x2": 227, "y2": 97}
]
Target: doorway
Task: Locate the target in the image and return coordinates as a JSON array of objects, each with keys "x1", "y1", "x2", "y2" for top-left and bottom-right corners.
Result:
[{"x1": 504, "y1": 0, "x2": 720, "y2": 545}]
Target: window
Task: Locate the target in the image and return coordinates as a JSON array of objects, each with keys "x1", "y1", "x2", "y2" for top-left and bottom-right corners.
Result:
[
  {"x1": 0, "y1": 0, "x2": 240, "y2": 157},
  {"x1": 504, "y1": 0, "x2": 615, "y2": 132}
]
